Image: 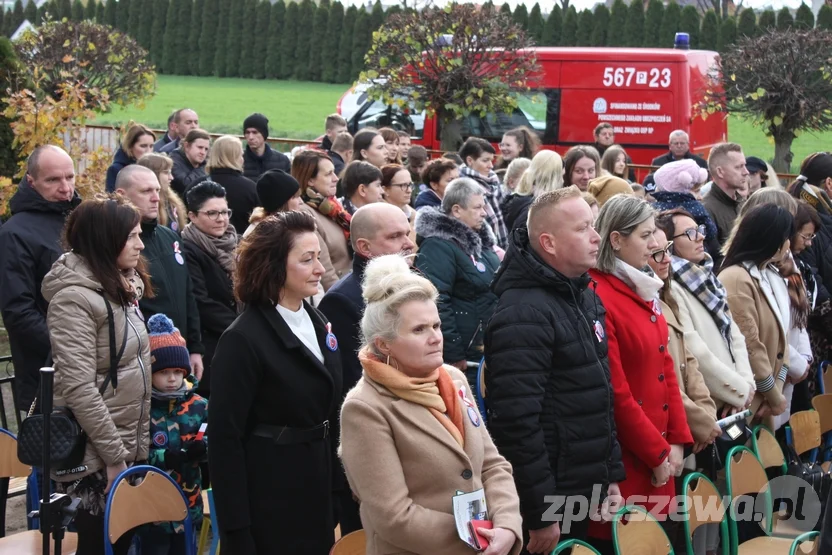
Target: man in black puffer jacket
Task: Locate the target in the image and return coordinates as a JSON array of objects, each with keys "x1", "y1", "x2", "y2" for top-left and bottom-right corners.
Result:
[{"x1": 485, "y1": 186, "x2": 625, "y2": 555}]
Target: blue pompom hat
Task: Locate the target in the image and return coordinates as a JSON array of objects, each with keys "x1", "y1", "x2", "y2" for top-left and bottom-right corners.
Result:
[{"x1": 147, "y1": 313, "x2": 191, "y2": 375}]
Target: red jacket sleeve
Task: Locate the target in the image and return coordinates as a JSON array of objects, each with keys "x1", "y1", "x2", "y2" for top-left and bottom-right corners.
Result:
[
  {"x1": 606, "y1": 310, "x2": 671, "y2": 469},
  {"x1": 661, "y1": 348, "x2": 694, "y2": 446}
]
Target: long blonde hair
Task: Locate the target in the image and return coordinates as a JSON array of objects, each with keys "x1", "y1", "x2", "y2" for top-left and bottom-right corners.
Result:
[
  {"x1": 206, "y1": 135, "x2": 244, "y2": 173},
  {"x1": 515, "y1": 150, "x2": 564, "y2": 197},
  {"x1": 136, "y1": 153, "x2": 187, "y2": 231}
]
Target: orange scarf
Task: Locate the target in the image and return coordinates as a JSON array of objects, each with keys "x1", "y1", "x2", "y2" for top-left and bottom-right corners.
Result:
[{"x1": 359, "y1": 347, "x2": 465, "y2": 448}]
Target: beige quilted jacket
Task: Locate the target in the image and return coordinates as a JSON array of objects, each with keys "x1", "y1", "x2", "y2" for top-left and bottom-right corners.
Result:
[{"x1": 42, "y1": 252, "x2": 151, "y2": 481}]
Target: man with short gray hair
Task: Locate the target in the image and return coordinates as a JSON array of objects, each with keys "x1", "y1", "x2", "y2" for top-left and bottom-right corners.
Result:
[
  {"x1": 651, "y1": 130, "x2": 709, "y2": 170},
  {"x1": 485, "y1": 186, "x2": 625, "y2": 554},
  {"x1": 414, "y1": 177, "x2": 501, "y2": 376},
  {"x1": 116, "y1": 165, "x2": 205, "y2": 379},
  {"x1": 0, "y1": 145, "x2": 81, "y2": 411}
]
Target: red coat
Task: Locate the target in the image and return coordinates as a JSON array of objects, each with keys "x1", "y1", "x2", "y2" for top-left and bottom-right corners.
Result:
[{"x1": 588, "y1": 270, "x2": 692, "y2": 540}]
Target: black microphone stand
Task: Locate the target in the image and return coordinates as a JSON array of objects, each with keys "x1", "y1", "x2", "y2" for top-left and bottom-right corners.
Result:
[{"x1": 27, "y1": 367, "x2": 80, "y2": 555}]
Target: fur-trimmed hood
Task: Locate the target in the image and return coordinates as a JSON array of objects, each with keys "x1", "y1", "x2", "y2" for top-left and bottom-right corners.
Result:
[{"x1": 415, "y1": 207, "x2": 494, "y2": 259}]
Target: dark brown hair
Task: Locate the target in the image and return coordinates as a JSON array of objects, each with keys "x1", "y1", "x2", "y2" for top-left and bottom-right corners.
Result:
[
  {"x1": 563, "y1": 145, "x2": 601, "y2": 187},
  {"x1": 234, "y1": 211, "x2": 317, "y2": 304},
  {"x1": 794, "y1": 200, "x2": 822, "y2": 237},
  {"x1": 182, "y1": 129, "x2": 211, "y2": 145},
  {"x1": 654, "y1": 207, "x2": 696, "y2": 245},
  {"x1": 503, "y1": 126, "x2": 541, "y2": 159},
  {"x1": 292, "y1": 150, "x2": 332, "y2": 196},
  {"x1": 381, "y1": 163, "x2": 408, "y2": 187},
  {"x1": 342, "y1": 160, "x2": 382, "y2": 199},
  {"x1": 421, "y1": 158, "x2": 458, "y2": 190},
  {"x1": 63, "y1": 194, "x2": 154, "y2": 304}
]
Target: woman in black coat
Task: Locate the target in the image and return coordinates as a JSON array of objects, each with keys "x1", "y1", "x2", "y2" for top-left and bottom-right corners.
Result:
[
  {"x1": 181, "y1": 181, "x2": 238, "y2": 398},
  {"x1": 209, "y1": 210, "x2": 343, "y2": 555},
  {"x1": 205, "y1": 135, "x2": 260, "y2": 236}
]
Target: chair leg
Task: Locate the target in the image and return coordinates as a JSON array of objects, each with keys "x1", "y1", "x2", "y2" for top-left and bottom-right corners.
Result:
[{"x1": 197, "y1": 519, "x2": 210, "y2": 555}]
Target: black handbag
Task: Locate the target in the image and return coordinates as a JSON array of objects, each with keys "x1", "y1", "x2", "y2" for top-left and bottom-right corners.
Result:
[
  {"x1": 711, "y1": 419, "x2": 753, "y2": 471},
  {"x1": 17, "y1": 294, "x2": 127, "y2": 469},
  {"x1": 786, "y1": 443, "x2": 831, "y2": 504}
]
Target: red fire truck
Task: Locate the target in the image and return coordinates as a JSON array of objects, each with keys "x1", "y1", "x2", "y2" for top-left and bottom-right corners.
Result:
[{"x1": 339, "y1": 46, "x2": 727, "y2": 166}]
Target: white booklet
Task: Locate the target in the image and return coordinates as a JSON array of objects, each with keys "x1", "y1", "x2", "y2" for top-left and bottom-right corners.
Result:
[{"x1": 452, "y1": 489, "x2": 489, "y2": 550}]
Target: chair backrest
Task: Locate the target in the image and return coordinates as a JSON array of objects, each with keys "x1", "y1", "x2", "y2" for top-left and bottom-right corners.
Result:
[
  {"x1": 330, "y1": 529, "x2": 366, "y2": 555},
  {"x1": 0, "y1": 429, "x2": 31, "y2": 480},
  {"x1": 475, "y1": 358, "x2": 487, "y2": 425},
  {"x1": 612, "y1": 506, "x2": 674, "y2": 555},
  {"x1": 812, "y1": 395, "x2": 832, "y2": 435},
  {"x1": 104, "y1": 465, "x2": 193, "y2": 555},
  {"x1": 790, "y1": 410, "x2": 822, "y2": 456},
  {"x1": 552, "y1": 539, "x2": 603, "y2": 554},
  {"x1": 725, "y1": 446, "x2": 773, "y2": 536},
  {"x1": 753, "y1": 425, "x2": 787, "y2": 472},
  {"x1": 682, "y1": 472, "x2": 729, "y2": 554}
]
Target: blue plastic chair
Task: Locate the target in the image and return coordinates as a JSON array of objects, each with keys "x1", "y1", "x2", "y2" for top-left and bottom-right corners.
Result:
[
  {"x1": 103, "y1": 465, "x2": 195, "y2": 555},
  {"x1": 475, "y1": 357, "x2": 487, "y2": 426}
]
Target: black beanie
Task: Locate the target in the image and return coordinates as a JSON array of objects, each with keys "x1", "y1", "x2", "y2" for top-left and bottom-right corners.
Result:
[
  {"x1": 257, "y1": 170, "x2": 300, "y2": 213},
  {"x1": 243, "y1": 113, "x2": 269, "y2": 140}
]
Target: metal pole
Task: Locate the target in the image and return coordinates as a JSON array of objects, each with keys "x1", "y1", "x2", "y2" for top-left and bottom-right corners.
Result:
[{"x1": 40, "y1": 367, "x2": 54, "y2": 555}]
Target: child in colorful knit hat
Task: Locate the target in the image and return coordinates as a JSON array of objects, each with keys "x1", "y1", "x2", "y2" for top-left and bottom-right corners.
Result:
[{"x1": 142, "y1": 313, "x2": 208, "y2": 555}]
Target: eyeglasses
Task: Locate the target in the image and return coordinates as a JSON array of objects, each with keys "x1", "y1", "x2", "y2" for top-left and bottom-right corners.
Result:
[
  {"x1": 651, "y1": 241, "x2": 674, "y2": 263},
  {"x1": 386, "y1": 182, "x2": 413, "y2": 191},
  {"x1": 199, "y1": 209, "x2": 232, "y2": 221},
  {"x1": 673, "y1": 224, "x2": 706, "y2": 241},
  {"x1": 799, "y1": 232, "x2": 817, "y2": 241}
]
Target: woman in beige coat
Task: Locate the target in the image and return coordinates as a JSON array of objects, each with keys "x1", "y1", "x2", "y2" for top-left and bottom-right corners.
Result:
[
  {"x1": 293, "y1": 150, "x2": 352, "y2": 291},
  {"x1": 340, "y1": 254, "x2": 523, "y2": 555},
  {"x1": 655, "y1": 208, "x2": 755, "y2": 416},
  {"x1": 42, "y1": 195, "x2": 153, "y2": 555},
  {"x1": 719, "y1": 204, "x2": 794, "y2": 421}
]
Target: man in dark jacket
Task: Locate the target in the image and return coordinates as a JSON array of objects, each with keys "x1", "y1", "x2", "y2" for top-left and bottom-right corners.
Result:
[
  {"x1": 651, "y1": 130, "x2": 709, "y2": 170},
  {"x1": 0, "y1": 145, "x2": 81, "y2": 411},
  {"x1": 159, "y1": 109, "x2": 200, "y2": 154},
  {"x1": 702, "y1": 142, "x2": 748, "y2": 247},
  {"x1": 485, "y1": 186, "x2": 625, "y2": 554},
  {"x1": 242, "y1": 113, "x2": 290, "y2": 181},
  {"x1": 115, "y1": 165, "x2": 205, "y2": 378},
  {"x1": 318, "y1": 202, "x2": 415, "y2": 536},
  {"x1": 319, "y1": 113, "x2": 348, "y2": 152},
  {"x1": 327, "y1": 130, "x2": 353, "y2": 179},
  {"x1": 153, "y1": 111, "x2": 178, "y2": 152}
]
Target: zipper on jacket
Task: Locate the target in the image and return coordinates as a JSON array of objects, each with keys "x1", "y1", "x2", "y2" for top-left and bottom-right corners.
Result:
[
  {"x1": 127, "y1": 314, "x2": 148, "y2": 463},
  {"x1": 573, "y1": 280, "x2": 614, "y2": 485}
]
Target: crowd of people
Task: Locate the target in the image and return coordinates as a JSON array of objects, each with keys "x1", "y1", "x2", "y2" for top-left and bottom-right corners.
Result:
[{"x1": 2, "y1": 107, "x2": 832, "y2": 555}]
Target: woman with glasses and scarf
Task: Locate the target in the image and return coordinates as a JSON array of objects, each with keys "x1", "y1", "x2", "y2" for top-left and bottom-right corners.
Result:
[
  {"x1": 647, "y1": 224, "x2": 721, "y2": 555},
  {"x1": 181, "y1": 181, "x2": 239, "y2": 398},
  {"x1": 654, "y1": 209, "x2": 755, "y2": 423},
  {"x1": 294, "y1": 150, "x2": 351, "y2": 292}
]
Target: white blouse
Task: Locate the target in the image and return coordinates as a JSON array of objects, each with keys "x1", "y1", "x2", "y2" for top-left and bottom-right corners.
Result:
[{"x1": 276, "y1": 303, "x2": 324, "y2": 364}]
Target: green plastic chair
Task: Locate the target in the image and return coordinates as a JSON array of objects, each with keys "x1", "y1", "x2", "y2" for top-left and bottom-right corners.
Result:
[
  {"x1": 551, "y1": 538, "x2": 602, "y2": 555},
  {"x1": 612, "y1": 505, "x2": 675, "y2": 555},
  {"x1": 724, "y1": 446, "x2": 819, "y2": 554}
]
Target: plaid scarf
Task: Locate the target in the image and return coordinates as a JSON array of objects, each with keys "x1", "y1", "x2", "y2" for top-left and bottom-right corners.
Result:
[
  {"x1": 303, "y1": 188, "x2": 351, "y2": 241},
  {"x1": 671, "y1": 253, "x2": 733, "y2": 351},
  {"x1": 459, "y1": 165, "x2": 508, "y2": 249}
]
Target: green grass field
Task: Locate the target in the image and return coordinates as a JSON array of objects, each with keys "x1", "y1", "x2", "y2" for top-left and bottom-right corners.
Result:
[{"x1": 95, "y1": 75, "x2": 831, "y2": 172}]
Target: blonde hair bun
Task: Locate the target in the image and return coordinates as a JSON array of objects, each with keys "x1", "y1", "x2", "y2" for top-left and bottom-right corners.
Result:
[{"x1": 362, "y1": 254, "x2": 414, "y2": 303}]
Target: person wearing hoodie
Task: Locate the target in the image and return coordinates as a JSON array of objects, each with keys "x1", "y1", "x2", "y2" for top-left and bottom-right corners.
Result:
[
  {"x1": 142, "y1": 314, "x2": 209, "y2": 555},
  {"x1": 485, "y1": 186, "x2": 625, "y2": 554},
  {"x1": 114, "y1": 165, "x2": 205, "y2": 380},
  {"x1": 105, "y1": 123, "x2": 156, "y2": 192},
  {"x1": 0, "y1": 145, "x2": 81, "y2": 412},
  {"x1": 42, "y1": 194, "x2": 152, "y2": 555},
  {"x1": 414, "y1": 178, "x2": 501, "y2": 383},
  {"x1": 650, "y1": 159, "x2": 722, "y2": 266},
  {"x1": 242, "y1": 113, "x2": 291, "y2": 181},
  {"x1": 170, "y1": 129, "x2": 210, "y2": 197}
]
